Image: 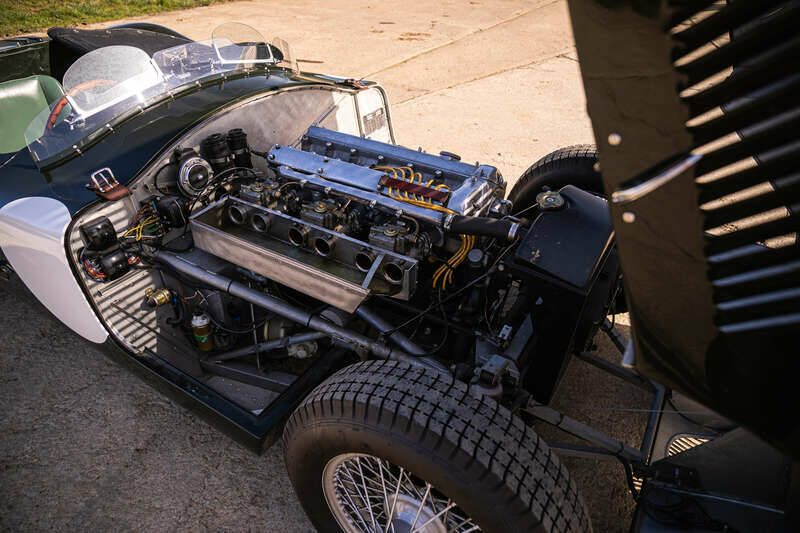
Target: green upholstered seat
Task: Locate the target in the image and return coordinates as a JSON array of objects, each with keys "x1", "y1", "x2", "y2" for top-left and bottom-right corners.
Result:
[{"x1": 0, "y1": 75, "x2": 64, "y2": 154}]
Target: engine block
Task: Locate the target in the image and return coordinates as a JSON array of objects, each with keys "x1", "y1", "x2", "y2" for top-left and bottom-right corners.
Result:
[{"x1": 189, "y1": 127, "x2": 506, "y2": 312}]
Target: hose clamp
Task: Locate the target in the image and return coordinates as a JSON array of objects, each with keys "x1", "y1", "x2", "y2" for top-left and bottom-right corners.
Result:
[
  {"x1": 443, "y1": 213, "x2": 456, "y2": 231},
  {"x1": 507, "y1": 222, "x2": 521, "y2": 241}
]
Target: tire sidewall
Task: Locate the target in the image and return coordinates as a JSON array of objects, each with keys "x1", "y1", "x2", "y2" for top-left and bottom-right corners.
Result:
[{"x1": 509, "y1": 151, "x2": 602, "y2": 215}]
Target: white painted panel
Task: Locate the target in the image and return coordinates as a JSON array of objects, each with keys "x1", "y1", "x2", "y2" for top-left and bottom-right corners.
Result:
[{"x1": 0, "y1": 197, "x2": 108, "y2": 343}]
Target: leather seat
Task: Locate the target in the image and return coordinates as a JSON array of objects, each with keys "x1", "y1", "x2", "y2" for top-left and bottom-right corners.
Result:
[{"x1": 0, "y1": 75, "x2": 64, "y2": 154}]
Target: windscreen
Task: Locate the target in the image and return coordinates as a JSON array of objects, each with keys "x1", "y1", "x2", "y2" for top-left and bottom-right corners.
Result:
[
  {"x1": 24, "y1": 45, "x2": 163, "y2": 166},
  {"x1": 211, "y1": 23, "x2": 295, "y2": 71},
  {"x1": 62, "y1": 45, "x2": 161, "y2": 115},
  {"x1": 25, "y1": 23, "x2": 297, "y2": 168}
]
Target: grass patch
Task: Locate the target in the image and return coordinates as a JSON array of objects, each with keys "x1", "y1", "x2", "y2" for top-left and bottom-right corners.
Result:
[{"x1": 0, "y1": 0, "x2": 232, "y2": 37}]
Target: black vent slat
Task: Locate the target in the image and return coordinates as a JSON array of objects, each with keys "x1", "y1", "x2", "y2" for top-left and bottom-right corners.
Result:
[
  {"x1": 719, "y1": 312, "x2": 800, "y2": 334},
  {"x1": 696, "y1": 106, "x2": 800, "y2": 175},
  {"x1": 685, "y1": 34, "x2": 800, "y2": 116},
  {"x1": 708, "y1": 243, "x2": 800, "y2": 280},
  {"x1": 715, "y1": 288, "x2": 800, "y2": 326},
  {"x1": 698, "y1": 140, "x2": 800, "y2": 203},
  {"x1": 714, "y1": 275, "x2": 799, "y2": 306},
  {"x1": 677, "y1": 4, "x2": 799, "y2": 87},
  {"x1": 705, "y1": 212, "x2": 799, "y2": 255},
  {"x1": 702, "y1": 184, "x2": 797, "y2": 229},
  {"x1": 667, "y1": 0, "x2": 720, "y2": 32},
  {"x1": 712, "y1": 259, "x2": 800, "y2": 302},
  {"x1": 689, "y1": 74, "x2": 800, "y2": 145},
  {"x1": 672, "y1": 0, "x2": 789, "y2": 53}
]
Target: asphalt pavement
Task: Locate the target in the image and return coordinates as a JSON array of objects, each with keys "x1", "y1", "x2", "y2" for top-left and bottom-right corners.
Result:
[{"x1": 0, "y1": 1, "x2": 652, "y2": 531}]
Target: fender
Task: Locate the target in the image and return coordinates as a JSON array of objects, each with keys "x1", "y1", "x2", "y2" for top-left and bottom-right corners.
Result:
[{"x1": 0, "y1": 196, "x2": 107, "y2": 343}]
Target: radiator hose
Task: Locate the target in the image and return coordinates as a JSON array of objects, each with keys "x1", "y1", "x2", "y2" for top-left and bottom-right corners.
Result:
[{"x1": 444, "y1": 214, "x2": 520, "y2": 241}]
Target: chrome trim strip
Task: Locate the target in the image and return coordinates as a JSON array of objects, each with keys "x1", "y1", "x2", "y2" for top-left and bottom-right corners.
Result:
[{"x1": 611, "y1": 153, "x2": 702, "y2": 205}]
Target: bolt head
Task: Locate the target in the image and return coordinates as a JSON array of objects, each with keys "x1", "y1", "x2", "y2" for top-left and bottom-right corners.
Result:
[
  {"x1": 622, "y1": 211, "x2": 636, "y2": 223},
  {"x1": 268, "y1": 154, "x2": 275, "y2": 160},
  {"x1": 608, "y1": 133, "x2": 623, "y2": 146}
]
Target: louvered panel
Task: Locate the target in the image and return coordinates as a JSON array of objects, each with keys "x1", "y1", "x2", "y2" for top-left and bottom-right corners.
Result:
[
  {"x1": 667, "y1": 434, "x2": 712, "y2": 457},
  {"x1": 568, "y1": 0, "x2": 800, "y2": 454},
  {"x1": 683, "y1": 35, "x2": 800, "y2": 116},
  {"x1": 675, "y1": 4, "x2": 798, "y2": 87},
  {"x1": 67, "y1": 201, "x2": 162, "y2": 353},
  {"x1": 671, "y1": 0, "x2": 789, "y2": 55},
  {"x1": 668, "y1": 0, "x2": 800, "y2": 332}
]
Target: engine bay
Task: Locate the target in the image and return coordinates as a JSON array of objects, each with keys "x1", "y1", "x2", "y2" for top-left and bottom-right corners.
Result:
[{"x1": 69, "y1": 117, "x2": 619, "y2": 415}]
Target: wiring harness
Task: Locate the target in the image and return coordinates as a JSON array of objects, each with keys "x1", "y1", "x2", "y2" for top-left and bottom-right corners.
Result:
[{"x1": 373, "y1": 165, "x2": 474, "y2": 290}]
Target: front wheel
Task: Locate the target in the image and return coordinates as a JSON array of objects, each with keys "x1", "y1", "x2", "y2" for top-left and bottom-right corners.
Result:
[{"x1": 283, "y1": 360, "x2": 592, "y2": 533}]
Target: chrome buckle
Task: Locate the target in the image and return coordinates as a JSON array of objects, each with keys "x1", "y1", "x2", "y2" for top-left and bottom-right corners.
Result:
[{"x1": 89, "y1": 167, "x2": 119, "y2": 193}]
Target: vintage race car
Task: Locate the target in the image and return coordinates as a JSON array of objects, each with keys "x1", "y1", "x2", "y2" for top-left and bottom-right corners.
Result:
[
  {"x1": 5, "y1": 7, "x2": 794, "y2": 530},
  {"x1": 0, "y1": 22, "x2": 618, "y2": 532}
]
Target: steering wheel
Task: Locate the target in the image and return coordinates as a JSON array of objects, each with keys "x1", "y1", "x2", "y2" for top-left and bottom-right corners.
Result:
[{"x1": 46, "y1": 79, "x2": 117, "y2": 130}]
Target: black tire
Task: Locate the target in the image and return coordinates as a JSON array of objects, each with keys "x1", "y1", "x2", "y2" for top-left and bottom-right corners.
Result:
[
  {"x1": 508, "y1": 145, "x2": 602, "y2": 215},
  {"x1": 283, "y1": 360, "x2": 592, "y2": 533}
]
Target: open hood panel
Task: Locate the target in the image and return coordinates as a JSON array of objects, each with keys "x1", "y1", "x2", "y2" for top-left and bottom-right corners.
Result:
[{"x1": 567, "y1": 0, "x2": 800, "y2": 458}]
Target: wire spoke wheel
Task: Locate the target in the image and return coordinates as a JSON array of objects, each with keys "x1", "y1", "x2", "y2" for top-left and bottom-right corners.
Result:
[
  {"x1": 323, "y1": 453, "x2": 479, "y2": 533},
  {"x1": 284, "y1": 360, "x2": 592, "y2": 533}
]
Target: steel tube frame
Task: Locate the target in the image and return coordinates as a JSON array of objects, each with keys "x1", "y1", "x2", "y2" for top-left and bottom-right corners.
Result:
[
  {"x1": 155, "y1": 251, "x2": 444, "y2": 372},
  {"x1": 576, "y1": 351, "x2": 656, "y2": 393},
  {"x1": 355, "y1": 305, "x2": 428, "y2": 356},
  {"x1": 209, "y1": 331, "x2": 328, "y2": 363},
  {"x1": 525, "y1": 400, "x2": 643, "y2": 462}
]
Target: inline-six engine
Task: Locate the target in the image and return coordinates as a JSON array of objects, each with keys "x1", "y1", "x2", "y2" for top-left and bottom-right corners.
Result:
[{"x1": 190, "y1": 127, "x2": 511, "y2": 312}]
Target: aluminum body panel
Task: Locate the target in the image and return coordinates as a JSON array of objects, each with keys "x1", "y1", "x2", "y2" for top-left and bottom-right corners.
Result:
[{"x1": 0, "y1": 196, "x2": 107, "y2": 343}]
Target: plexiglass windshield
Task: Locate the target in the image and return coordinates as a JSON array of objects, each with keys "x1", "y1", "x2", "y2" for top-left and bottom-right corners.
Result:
[{"x1": 25, "y1": 23, "x2": 296, "y2": 167}]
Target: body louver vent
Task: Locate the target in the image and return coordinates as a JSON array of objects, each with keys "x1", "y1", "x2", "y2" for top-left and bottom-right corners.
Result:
[{"x1": 671, "y1": 0, "x2": 799, "y2": 335}]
